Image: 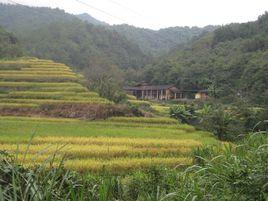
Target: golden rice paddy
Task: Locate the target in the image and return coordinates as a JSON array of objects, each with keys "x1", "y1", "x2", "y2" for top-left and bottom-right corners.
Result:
[
  {"x1": 0, "y1": 58, "x2": 219, "y2": 173},
  {"x1": 0, "y1": 115, "x2": 218, "y2": 172}
]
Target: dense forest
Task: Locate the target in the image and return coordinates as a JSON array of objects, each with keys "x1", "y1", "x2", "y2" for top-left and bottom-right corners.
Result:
[
  {"x1": 0, "y1": 4, "x2": 215, "y2": 71},
  {"x1": 109, "y1": 25, "x2": 217, "y2": 56},
  {"x1": 0, "y1": 26, "x2": 22, "y2": 58},
  {"x1": 0, "y1": 4, "x2": 149, "y2": 70},
  {"x1": 78, "y1": 13, "x2": 217, "y2": 56},
  {"x1": 142, "y1": 12, "x2": 268, "y2": 105},
  {"x1": 0, "y1": 3, "x2": 267, "y2": 105}
]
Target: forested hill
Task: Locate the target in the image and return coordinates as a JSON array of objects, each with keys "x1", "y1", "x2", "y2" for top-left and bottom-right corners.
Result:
[
  {"x1": 0, "y1": 4, "x2": 75, "y2": 34},
  {"x1": 77, "y1": 13, "x2": 217, "y2": 56},
  {"x1": 0, "y1": 3, "x2": 216, "y2": 70},
  {"x1": 0, "y1": 26, "x2": 23, "y2": 58},
  {"x1": 109, "y1": 25, "x2": 217, "y2": 56},
  {"x1": 142, "y1": 12, "x2": 268, "y2": 105},
  {"x1": 77, "y1": 13, "x2": 109, "y2": 26},
  {"x1": 0, "y1": 4, "x2": 149, "y2": 70}
]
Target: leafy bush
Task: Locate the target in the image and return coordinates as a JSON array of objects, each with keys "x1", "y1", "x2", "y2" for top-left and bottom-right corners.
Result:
[
  {"x1": 170, "y1": 104, "x2": 197, "y2": 124},
  {"x1": 170, "y1": 102, "x2": 268, "y2": 141}
]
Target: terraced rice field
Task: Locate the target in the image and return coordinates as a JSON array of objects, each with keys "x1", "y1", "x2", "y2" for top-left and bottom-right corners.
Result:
[
  {"x1": 0, "y1": 58, "x2": 110, "y2": 109},
  {"x1": 0, "y1": 116, "x2": 218, "y2": 172},
  {"x1": 0, "y1": 58, "x2": 219, "y2": 173}
]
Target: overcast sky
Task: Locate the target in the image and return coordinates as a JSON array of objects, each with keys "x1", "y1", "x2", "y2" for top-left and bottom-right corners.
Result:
[{"x1": 1, "y1": 0, "x2": 268, "y2": 30}]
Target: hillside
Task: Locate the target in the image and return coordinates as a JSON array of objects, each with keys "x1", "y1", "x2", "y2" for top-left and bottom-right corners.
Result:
[
  {"x1": 110, "y1": 24, "x2": 217, "y2": 56},
  {"x1": 0, "y1": 4, "x2": 216, "y2": 71},
  {"x1": 0, "y1": 4, "x2": 75, "y2": 34},
  {"x1": 0, "y1": 26, "x2": 23, "y2": 58},
  {"x1": 0, "y1": 4, "x2": 149, "y2": 70},
  {"x1": 77, "y1": 13, "x2": 217, "y2": 56},
  {"x1": 0, "y1": 58, "x2": 135, "y2": 119},
  {"x1": 77, "y1": 13, "x2": 109, "y2": 26},
  {"x1": 142, "y1": 12, "x2": 268, "y2": 105}
]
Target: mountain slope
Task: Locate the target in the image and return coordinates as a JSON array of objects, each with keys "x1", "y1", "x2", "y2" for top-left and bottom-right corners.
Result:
[
  {"x1": 109, "y1": 24, "x2": 217, "y2": 56},
  {"x1": 21, "y1": 20, "x2": 149, "y2": 70},
  {"x1": 76, "y1": 13, "x2": 217, "y2": 56},
  {"x1": 142, "y1": 12, "x2": 268, "y2": 105},
  {"x1": 0, "y1": 4, "x2": 149, "y2": 70},
  {"x1": 77, "y1": 13, "x2": 109, "y2": 26},
  {"x1": 0, "y1": 26, "x2": 23, "y2": 58},
  {"x1": 0, "y1": 4, "x2": 75, "y2": 34}
]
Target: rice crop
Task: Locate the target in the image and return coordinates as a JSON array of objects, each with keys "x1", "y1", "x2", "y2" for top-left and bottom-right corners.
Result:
[
  {"x1": 0, "y1": 58, "x2": 218, "y2": 172},
  {"x1": 0, "y1": 74, "x2": 79, "y2": 82},
  {"x1": 0, "y1": 82, "x2": 83, "y2": 88},
  {"x1": 126, "y1": 94, "x2": 137, "y2": 100},
  {"x1": 1, "y1": 142, "x2": 193, "y2": 159},
  {"x1": 0, "y1": 115, "x2": 217, "y2": 172},
  {"x1": 64, "y1": 157, "x2": 192, "y2": 172},
  {"x1": 0, "y1": 58, "x2": 110, "y2": 111},
  {"x1": 0, "y1": 138, "x2": 194, "y2": 172},
  {"x1": 151, "y1": 105, "x2": 170, "y2": 115},
  {"x1": 0, "y1": 103, "x2": 39, "y2": 108},
  {"x1": 0, "y1": 98, "x2": 109, "y2": 104},
  {"x1": 0, "y1": 70, "x2": 76, "y2": 75},
  {"x1": 21, "y1": 67, "x2": 72, "y2": 71},
  {"x1": 108, "y1": 116, "x2": 179, "y2": 124},
  {"x1": 5, "y1": 91, "x2": 100, "y2": 99},
  {"x1": 128, "y1": 99, "x2": 151, "y2": 106},
  {"x1": 0, "y1": 116, "x2": 213, "y2": 140},
  {"x1": 14, "y1": 136, "x2": 202, "y2": 148}
]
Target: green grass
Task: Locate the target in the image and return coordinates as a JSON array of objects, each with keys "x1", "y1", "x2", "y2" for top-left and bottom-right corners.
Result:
[{"x1": 0, "y1": 116, "x2": 217, "y2": 144}]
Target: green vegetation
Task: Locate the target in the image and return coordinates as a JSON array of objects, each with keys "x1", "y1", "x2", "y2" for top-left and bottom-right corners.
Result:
[
  {"x1": 0, "y1": 132, "x2": 266, "y2": 200},
  {"x1": 0, "y1": 4, "x2": 267, "y2": 200},
  {"x1": 0, "y1": 116, "x2": 214, "y2": 142},
  {"x1": 169, "y1": 102, "x2": 268, "y2": 141},
  {"x1": 0, "y1": 26, "x2": 23, "y2": 58},
  {"x1": 78, "y1": 13, "x2": 217, "y2": 56},
  {"x1": 0, "y1": 4, "x2": 149, "y2": 71},
  {"x1": 143, "y1": 12, "x2": 268, "y2": 105},
  {"x1": 0, "y1": 115, "x2": 217, "y2": 172},
  {"x1": 106, "y1": 24, "x2": 217, "y2": 56},
  {"x1": 0, "y1": 58, "x2": 113, "y2": 118}
]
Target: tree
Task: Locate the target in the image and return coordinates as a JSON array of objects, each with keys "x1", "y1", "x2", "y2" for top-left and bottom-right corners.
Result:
[{"x1": 84, "y1": 58, "x2": 126, "y2": 103}]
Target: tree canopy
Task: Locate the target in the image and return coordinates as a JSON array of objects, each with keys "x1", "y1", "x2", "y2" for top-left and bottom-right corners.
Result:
[
  {"x1": 142, "y1": 12, "x2": 268, "y2": 105},
  {"x1": 0, "y1": 26, "x2": 23, "y2": 58}
]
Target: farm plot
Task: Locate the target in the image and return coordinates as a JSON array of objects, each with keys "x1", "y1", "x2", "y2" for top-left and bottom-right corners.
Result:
[
  {"x1": 0, "y1": 58, "x2": 111, "y2": 117},
  {"x1": 0, "y1": 116, "x2": 218, "y2": 172}
]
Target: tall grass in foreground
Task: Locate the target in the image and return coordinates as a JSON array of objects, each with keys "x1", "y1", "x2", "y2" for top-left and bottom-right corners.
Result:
[{"x1": 0, "y1": 132, "x2": 267, "y2": 200}]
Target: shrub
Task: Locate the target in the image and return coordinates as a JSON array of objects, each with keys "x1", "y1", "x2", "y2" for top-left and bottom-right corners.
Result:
[{"x1": 170, "y1": 104, "x2": 197, "y2": 124}]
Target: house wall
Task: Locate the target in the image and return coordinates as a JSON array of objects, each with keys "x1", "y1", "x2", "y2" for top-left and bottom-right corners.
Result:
[
  {"x1": 195, "y1": 92, "x2": 208, "y2": 100},
  {"x1": 125, "y1": 88, "x2": 183, "y2": 100}
]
